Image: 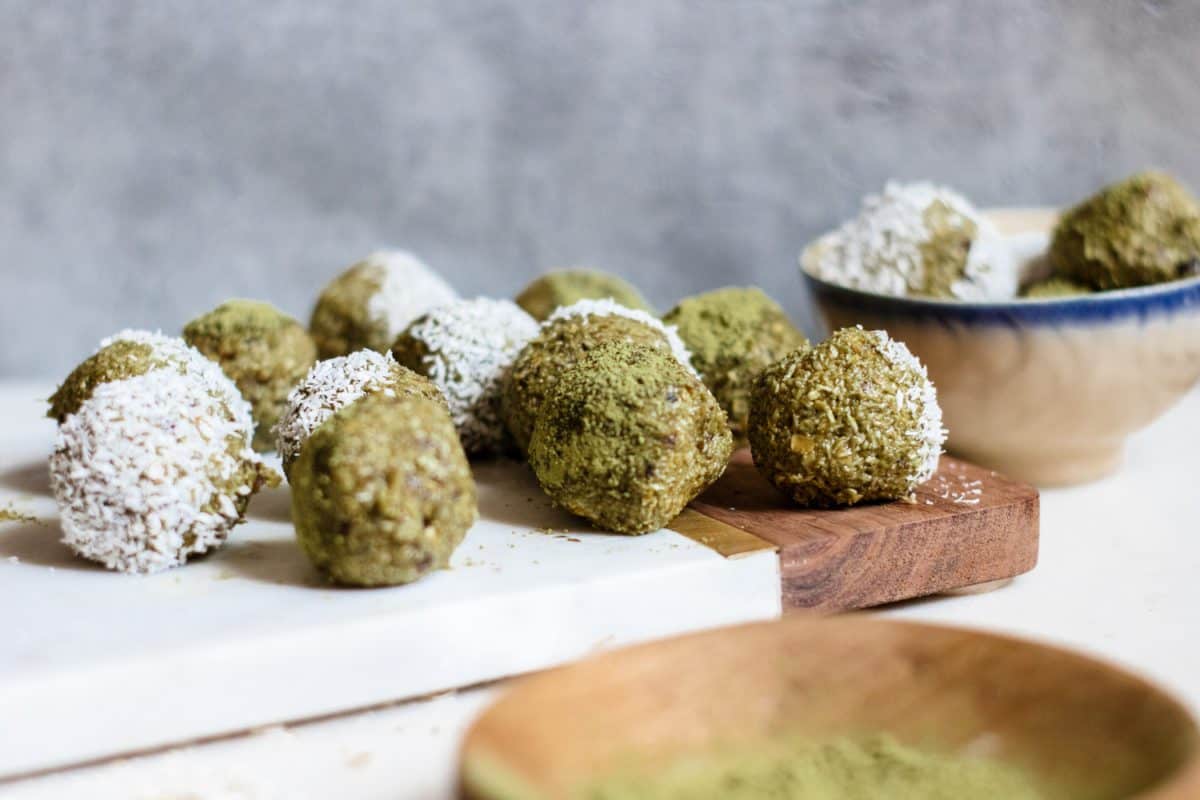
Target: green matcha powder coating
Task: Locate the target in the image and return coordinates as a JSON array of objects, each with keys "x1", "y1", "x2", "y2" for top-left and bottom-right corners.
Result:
[
  {"x1": 662, "y1": 287, "x2": 807, "y2": 445},
  {"x1": 528, "y1": 341, "x2": 732, "y2": 535},
  {"x1": 183, "y1": 299, "x2": 318, "y2": 452},
  {"x1": 1050, "y1": 171, "x2": 1200, "y2": 291},
  {"x1": 515, "y1": 269, "x2": 654, "y2": 322},
  {"x1": 290, "y1": 392, "x2": 477, "y2": 587},
  {"x1": 503, "y1": 313, "x2": 679, "y2": 456},
  {"x1": 748, "y1": 327, "x2": 935, "y2": 508},
  {"x1": 309, "y1": 261, "x2": 390, "y2": 359},
  {"x1": 578, "y1": 735, "x2": 1046, "y2": 800},
  {"x1": 1020, "y1": 277, "x2": 1093, "y2": 299},
  {"x1": 47, "y1": 339, "x2": 169, "y2": 422}
]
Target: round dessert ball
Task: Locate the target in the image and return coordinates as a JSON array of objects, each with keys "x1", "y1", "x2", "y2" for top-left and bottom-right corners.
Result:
[
  {"x1": 274, "y1": 349, "x2": 445, "y2": 478},
  {"x1": 515, "y1": 268, "x2": 654, "y2": 321},
  {"x1": 48, "y1": 329, "x2": 251, "y2": 426},
  {"x1": 391, "y1": 297, "x2": 539, "y2": 456},
  {"x1": 502, "y1": 298, "x2": 697, "y2": 456},
  {"x1": 528, "y1": 340, "x2": 733, "y2": 535},
  {"x1": 748, "y1": 327, "x2": 945, "y2": 508},
  {"x1": 49, "y1": 368, "x2": 275, "y2": 574},
  {"x1": 309, "y1": 250, "x2": 458, "y2": 359},
  {"x1": 1049, "y1": 171, "x2": 1200, "y2": 290},
  {"x1": 183, "y1": 299, "x2": 317, "y2": 452},
  {"x1": 806, "y1": 181, "x2": 1016, "y2": 300},
  {"x1": 662, "y1": 287, "x2": 808, "y2": 446},
  {"x1": 290, "y1": 392, "x2": 477, "y2": 587}
]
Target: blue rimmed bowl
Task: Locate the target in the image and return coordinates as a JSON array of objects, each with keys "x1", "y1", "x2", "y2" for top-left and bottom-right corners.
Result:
[{"x1": 800, "y1": 209, "x2": 1200, "y2": 486}]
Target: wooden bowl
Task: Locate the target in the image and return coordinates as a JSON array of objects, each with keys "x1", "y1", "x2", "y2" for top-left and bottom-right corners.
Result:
[{"x1": 459, "y1": 617, "x2": 1200, "y2": 799}]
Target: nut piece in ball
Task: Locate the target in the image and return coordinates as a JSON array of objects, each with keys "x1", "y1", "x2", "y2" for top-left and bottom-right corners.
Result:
[
  {"x1": 528, "y1": 340, "x2": 732, "y2": 534},
  {"x1": 748, "y1": 327, "x2": 944, "y2": 507},
  {"x1": 183, "y1": 299, "x2": 317, "y2": 452},
  {"x1": 515, "y1": 268, "x2": 654, "y2": 321},
  {"x1": 290, "y1": 393, "x2": 477, "y2": 587},
  {"x1": 663, "y1": 287, "x2": 807, "y2": 445}
]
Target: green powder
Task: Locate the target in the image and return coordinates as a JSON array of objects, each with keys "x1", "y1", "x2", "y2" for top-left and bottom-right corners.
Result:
[
  {"x1": 918, "y1": 199, "x2": 979, "y2": 298},
  {"x1": 579, "y1": 735, "x2": 1047, "y2": 800},
  {"x1": 516, "y1": 269, "x2": 654, "y2": 321},
  {"x1": 0, "y1": 505, "x2": 37, "y2": 525},
  {"x1": 47, "y1": 340, "x2": 167, "y2": 422},
  {"x1": 1021, "y1": 276, "x2": 1094, "y2": 299}
]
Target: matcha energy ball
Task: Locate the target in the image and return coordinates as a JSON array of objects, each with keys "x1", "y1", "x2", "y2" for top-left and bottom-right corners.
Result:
[
  {"x1": 50, "y1": 368, "x2": 275, "y2": 574},
  {"x1": 1049, "y1": 171, "x2": 1200, "y2": 290},
  {"x1": 392, "y1": 297, "x2": 539, "y2": 456},
  {"x1": 274, "y1": 349, "x2": 445, "y2": 478},
  {"x1": 309, "y1": 250, "x2": 458, "y2": 359},
  {"x1": 515, "y1": 268, "x2": 654, "y2": 321},
  {"x1": 183, "y1": 299, "x2": 317, "y2": 451},
  {"x1": 528, "y1": 341, "x2": 732, "y2": 534},
  {"x1": 748, "y1": 327, "x2": 945, "y2": 507},
  {"x1": 502, "y1": 298, "x2": 696, "y2": 455},
  {"x1": 291, "y1": 392, "x2": 477, "y2": 587},
  {"x1": 808, "y1": 182, "x2": 1016, "y2": 300},
  {"x1": 663, "y1": 287, "x2": 807, "y2": 444}
]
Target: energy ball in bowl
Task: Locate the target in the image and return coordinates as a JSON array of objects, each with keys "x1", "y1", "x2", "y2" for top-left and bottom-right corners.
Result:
[
  {"x1": 274, "y1": 350, "x2": 445, "y2": 479},
  {"x1": 309, "y1": 250, "x2": 458, "y2": 359},
  {"x1": 528, "y1": 341, "x2": 732, "y2": 535},
  {"x1": 183, "y1": 299, "x2": 317, "y2": 452},
  {"x1": 663, "y1": 287, "x2": 807, "y2": 445},
  {"x1": 291, "y1": 393, "x2": 477, "y2": 587},
  {"x1": 49, "y1": 368, "x2": 275, "y2": 574},
  {"x1": 48, "y1": 329, "x2": 248, "y2": 425},
  {"x1": 806, "y1": 181, "x2": 1016, "y2": 300},
  {"x1": 502, "y1": 298, "x2": 696, "y2": 456},
  {"x1": 1049, "y1": 171, "x2": 1200, "y2": 290},
  {"x1": 515, "y1": 268, "x2": 654, "y2": 321},
  {"x1": 1020, "y1": 276, "x2": 1093, "y2": 299},
  {"x1": 748, "y1": 327, "x2": 945, "y2": 507},
  {"x1": 392, "y1": 298, "x2": 539, "y2": 457}
]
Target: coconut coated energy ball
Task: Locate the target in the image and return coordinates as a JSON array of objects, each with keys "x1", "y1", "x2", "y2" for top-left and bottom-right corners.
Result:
[
  {"x1": 48, "y1": 329, "x2": 246, "y2": 425},
  {"x1": 290, "y1": 392, "x2": 477, "y2": 587},
  {"x1": 515, "y1": 268, "x2": 654, "y2": 321},
  {"x1": 528, "y1": 340, "x2": 732, "y2": 534},
  {"x1": 392, "y1": 297, "x2": 539, "y2": 456},
  {"x1": 49, "y1": 368, "x2": 275, "y2": 574},
  {"x1": 502, "y1": 298, "x2": 696, "y2": 455},
  {"x1": 183, "y1": 299, "x2": 317, "y2": 452},
  {"x1": 309, "y1": 250, "x2": 458, "y2": 359},
  {"x1": 1049, "y1": 171, "x2": 1200, "y2": 290},
  {"x1": 662, "y1": 287, "x2": 807, "y2": 445},
  {"x1": 274, "y1": 349, "x2": 445, "y2": 478},
  {"x1": 748, "y1": 327, "x2": 944, "y2": 507},
  {"x1": 807, "y1": 182, "x2": 1016, "y2": 300}
]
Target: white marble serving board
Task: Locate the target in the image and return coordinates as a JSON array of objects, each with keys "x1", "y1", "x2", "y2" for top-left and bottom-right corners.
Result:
[{"x1": 0, "y1": 383, "x2": 781, "y2": 779}]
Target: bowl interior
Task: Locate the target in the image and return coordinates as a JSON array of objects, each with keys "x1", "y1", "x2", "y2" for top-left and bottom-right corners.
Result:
[{"x1": 460, "y1": 617, "x2": 1199, "y2": 799}]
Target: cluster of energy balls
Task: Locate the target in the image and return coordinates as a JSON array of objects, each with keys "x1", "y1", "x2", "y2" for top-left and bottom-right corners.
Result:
[
  {"x1": 806, "y1": 171, "x2": 1200, "y2": 300},
  {"x1": 48, "y1": 247, "x2": 950, "y2": 585}
]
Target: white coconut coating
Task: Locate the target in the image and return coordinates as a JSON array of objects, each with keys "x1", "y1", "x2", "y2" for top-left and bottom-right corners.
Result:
[
  {"x1": 395, "y1": 297, "x2": 540, "y2": 455},
  {"x1": 807, "y1": 181, "x2": 1017, "y2": 300},
  {"x1": 49, "y1": 369, "x2": 268, "y2": 574},
  {"x1": 273, "y1": 349, "x2": 406, "y2": 470},
  {"x1": 99, "y1": 329, "x2": 256, "y2": 434},
  {"x1": 544, "y1": 298, "x2": 700, "y2": 377},
  {"x1": 363, "y1": 250, "x2": 459, "y2": 343},
  {"x1": 869, "y1": 328, "x2": 946, "y2": 483}
]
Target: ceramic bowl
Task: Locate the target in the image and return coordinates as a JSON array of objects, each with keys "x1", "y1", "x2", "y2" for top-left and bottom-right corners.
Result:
[
  {"x1": 800, "y1": 209, "x2": 1200, "y2": 486},
  {"x1": 459, "y1": 617, "x2": 1200, "y2": 799}
]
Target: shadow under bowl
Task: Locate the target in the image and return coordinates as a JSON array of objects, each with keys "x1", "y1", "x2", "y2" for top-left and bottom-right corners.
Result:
[{"x1": 800, "y1": 209, "x2": 1200, "y2": 486}]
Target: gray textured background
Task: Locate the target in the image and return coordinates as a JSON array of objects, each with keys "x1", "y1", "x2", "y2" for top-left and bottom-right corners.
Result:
[{"x1": 4, "y1": 0, "x2": 1198, "y2": 377}]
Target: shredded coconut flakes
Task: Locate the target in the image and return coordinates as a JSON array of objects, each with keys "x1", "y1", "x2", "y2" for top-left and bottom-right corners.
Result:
[
  {"x1": 274, "y1": 350, "x2": 405, "y2": 468},
  {"x1": 50, "y1": 369, "x2": 265, "y2": 574},
  {"x1": 402, "y1": 297, "x2": 539, "y2": 455},
  {"x1": 546, "y1": 298, "x2": 700, "y2": 377},
  {"x1": 361, "y1": 251, "x2": 459, "y2": 343},
  {"x1": 869, "y1": 328, "x2": 947, "y2": 483}
]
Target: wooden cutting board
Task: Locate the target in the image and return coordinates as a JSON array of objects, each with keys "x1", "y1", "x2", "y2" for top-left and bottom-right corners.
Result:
[{"x1": 674, "y1": 450, "x2": 1039, "y2": 611}]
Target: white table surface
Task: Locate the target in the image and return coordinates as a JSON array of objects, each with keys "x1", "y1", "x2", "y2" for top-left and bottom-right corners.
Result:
[{"x1": 5, "y1": 386, "x2": 1198, "y2": 799}]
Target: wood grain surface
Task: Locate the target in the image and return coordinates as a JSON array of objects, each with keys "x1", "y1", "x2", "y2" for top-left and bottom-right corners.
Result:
[{"x1": 688, "y1": 450, "x2": 1039, "y2": 611}]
